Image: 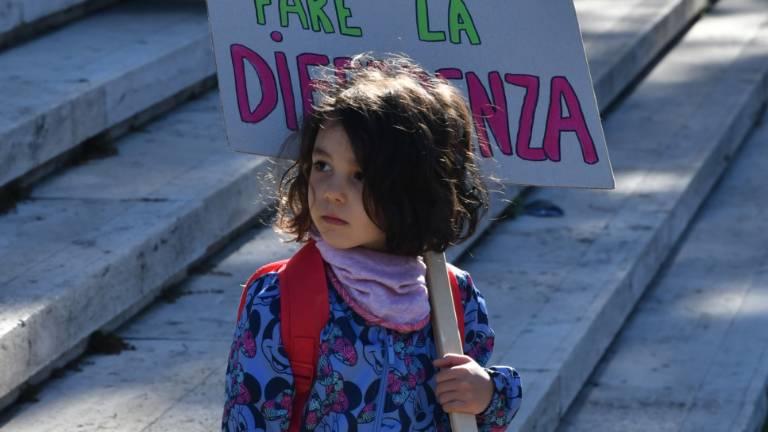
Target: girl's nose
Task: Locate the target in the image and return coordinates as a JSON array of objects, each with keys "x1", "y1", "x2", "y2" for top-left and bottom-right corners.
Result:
[{"x1": 323, "y1": 181, "x2": 346, "y2": 204}]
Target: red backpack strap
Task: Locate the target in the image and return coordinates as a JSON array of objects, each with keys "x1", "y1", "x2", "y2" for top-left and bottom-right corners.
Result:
[
  {"x1": 236, "y1": 259, "x2": 288, "y2": 322},
  {"x1": 446, "y1": 264, "x2": 465, "y2": 347},
  {"x1": 280, "y1": 240, "x2": 328, "y2": 432}
]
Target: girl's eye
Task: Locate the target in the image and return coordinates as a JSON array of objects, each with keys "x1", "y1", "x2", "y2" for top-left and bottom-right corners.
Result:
[
  {"x1": 353, "y1": 171, "x2": 364, "y2": 182},
  {"x1": 312, "y1": 161, "x2": 330, "y2": 172}
]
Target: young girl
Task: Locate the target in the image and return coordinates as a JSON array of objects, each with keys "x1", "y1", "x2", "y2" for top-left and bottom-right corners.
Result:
[{"x1": 223, "y1": 55, "x2": 522, "y2": 431}]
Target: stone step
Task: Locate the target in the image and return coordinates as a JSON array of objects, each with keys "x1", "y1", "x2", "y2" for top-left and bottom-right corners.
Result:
[
  {"x1": 0, "y1": 0, "x2": 119, "y2": 49},
  {"x1": 0, "y1": 0, "x2": 712, "y2": 424},
  {"x1": 555, "y1": 99, "x2": 768, "y2": 432},
  {"x1": 0, "y1": 0, "x2": 213, "y2": 191}
]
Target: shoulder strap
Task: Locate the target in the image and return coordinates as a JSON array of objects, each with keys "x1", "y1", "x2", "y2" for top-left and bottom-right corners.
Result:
[{"x1": 279, "y1": 241, "x2": 328, "y2": 432}]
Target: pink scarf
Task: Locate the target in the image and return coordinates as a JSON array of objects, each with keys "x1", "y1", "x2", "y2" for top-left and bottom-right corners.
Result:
[{"x1": 311, "y1": 234, "x2": 430, "y2": 332}]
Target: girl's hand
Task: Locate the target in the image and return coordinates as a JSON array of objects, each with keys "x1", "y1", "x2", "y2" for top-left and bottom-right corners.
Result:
[{"x1": 433, "y1": 353, "x2": 494, "y2": 414}]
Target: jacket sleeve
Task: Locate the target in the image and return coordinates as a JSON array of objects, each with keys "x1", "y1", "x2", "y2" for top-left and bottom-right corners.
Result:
[
  {"x1": 222, "y1": 273, "x2": 296, "y2": 432},
  {"x1": 456, "y1": 269, "x2": 523, "y2": 432}
]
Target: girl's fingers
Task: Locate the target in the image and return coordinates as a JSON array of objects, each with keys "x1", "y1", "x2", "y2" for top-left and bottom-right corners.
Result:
[
  {"x1": 432, "y1": 353, "x2": 472, "y2": 368},
  {"x1": 434, "y1": 379, "x2": 464, "y2": 396},
  {"x1": 436, "y1": 390, "x2": 465, "y2": 406},
  {"x1": 434, "y1": 367, "x2": 468, "y2": 384}
]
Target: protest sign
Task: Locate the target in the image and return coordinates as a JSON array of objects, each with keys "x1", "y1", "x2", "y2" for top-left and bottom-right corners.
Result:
[{"x1": 206, "y1": 0, "x2": 614, "y2": 189}]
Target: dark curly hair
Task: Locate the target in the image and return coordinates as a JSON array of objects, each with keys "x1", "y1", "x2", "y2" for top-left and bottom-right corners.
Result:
[{"x1": 276, "y1": 54, "x2": 488, "y2": 256}]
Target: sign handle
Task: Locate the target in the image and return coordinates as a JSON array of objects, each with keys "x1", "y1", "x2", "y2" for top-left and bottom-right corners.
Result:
[{"x1": 425, "y1": 251, "x2": 479, "y2": 432}]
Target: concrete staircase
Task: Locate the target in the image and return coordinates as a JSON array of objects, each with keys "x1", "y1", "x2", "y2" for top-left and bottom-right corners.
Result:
[
  {"x1": 0, "y1": 0, "x2": 257, "y2": 411},
  {"x1": 2, "y1": 0, "x2": 767, "y2": 431}
]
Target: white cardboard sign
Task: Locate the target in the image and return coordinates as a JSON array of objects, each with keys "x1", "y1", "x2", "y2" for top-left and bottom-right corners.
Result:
[{"x1": 206, "y1": 0, "x2": 615, "y2": 189}]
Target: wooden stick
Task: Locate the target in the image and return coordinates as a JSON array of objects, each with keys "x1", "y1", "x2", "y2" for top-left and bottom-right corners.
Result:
[{"x1": 424, "y1": 251, "x2": 478, "y2": 432}]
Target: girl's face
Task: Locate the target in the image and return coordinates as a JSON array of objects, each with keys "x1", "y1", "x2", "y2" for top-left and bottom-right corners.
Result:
[{"x1": 308, "y1": 124, "x2": 387, "y2": 251}]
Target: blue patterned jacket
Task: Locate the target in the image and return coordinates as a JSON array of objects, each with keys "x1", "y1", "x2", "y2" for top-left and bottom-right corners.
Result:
[{"x1": 223, "y1": 264, "x2": 522, "y2": 431}]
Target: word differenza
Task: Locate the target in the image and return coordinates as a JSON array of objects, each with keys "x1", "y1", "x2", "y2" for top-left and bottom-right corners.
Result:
[{"x1": 231, "y1": 44, "x2": 599, "y2": 165}]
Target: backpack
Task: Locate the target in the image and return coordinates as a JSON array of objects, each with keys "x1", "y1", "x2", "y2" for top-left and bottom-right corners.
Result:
[{"x1": 236, "y1": 240, "x2": 465, "y2": 432}]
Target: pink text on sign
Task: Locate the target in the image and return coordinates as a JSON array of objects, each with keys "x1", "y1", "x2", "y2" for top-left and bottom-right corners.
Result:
[{"x1": 231, "y1": 44, "x2": 598, "y2": 165}]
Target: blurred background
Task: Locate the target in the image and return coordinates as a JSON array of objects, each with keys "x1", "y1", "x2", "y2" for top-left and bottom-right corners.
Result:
[{"x1": 0, "y1": 0, "x2": 766, "y2": 431}]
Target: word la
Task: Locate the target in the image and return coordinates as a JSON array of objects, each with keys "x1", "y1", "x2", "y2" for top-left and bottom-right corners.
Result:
[{"x1": 417, "y1": 0, "x2": 481, "y2": 45}]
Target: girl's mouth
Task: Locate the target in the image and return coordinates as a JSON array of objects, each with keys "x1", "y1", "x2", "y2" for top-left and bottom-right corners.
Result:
[{"x1": 322, "y1": 215, "x2": 348, "y2": 225}]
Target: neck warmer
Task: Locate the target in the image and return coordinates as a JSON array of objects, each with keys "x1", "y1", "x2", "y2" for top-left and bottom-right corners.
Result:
[{"x1": 311, "y1": 234, "x2": 430, "y2": 332}]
